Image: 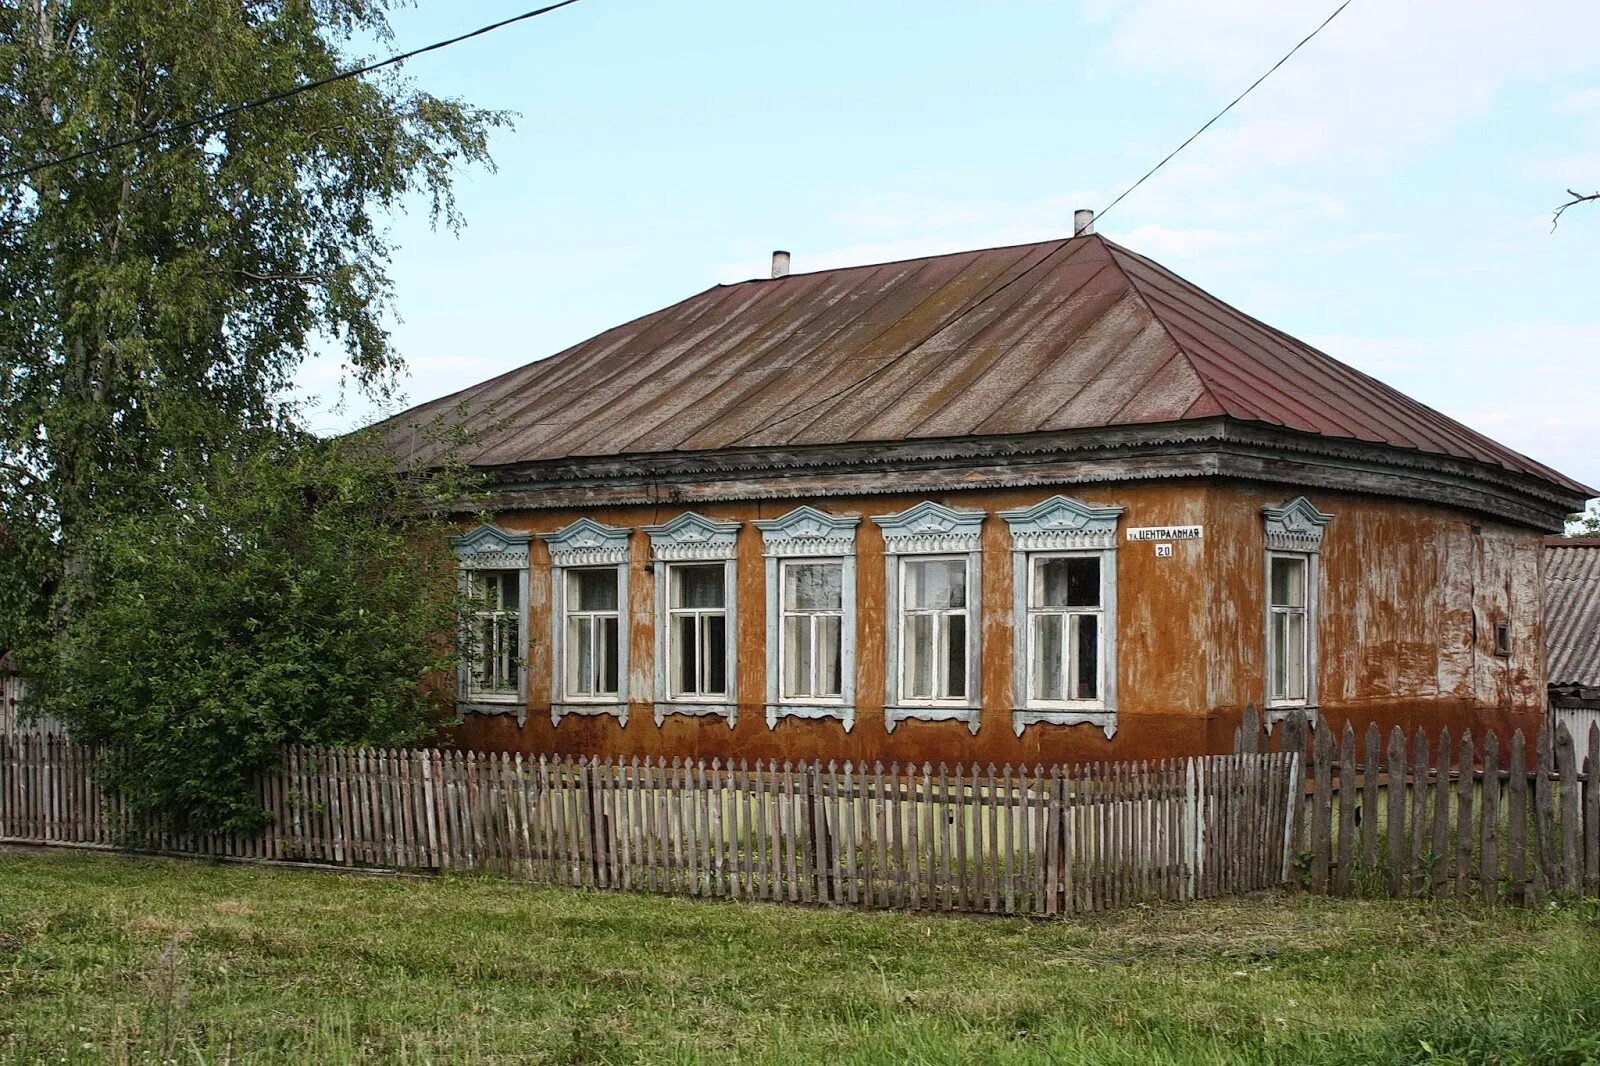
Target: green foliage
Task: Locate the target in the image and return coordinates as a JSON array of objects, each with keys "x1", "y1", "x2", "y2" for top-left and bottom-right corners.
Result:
[
  {"x1": 0, "y1": 3, "x2": 508, "y2": 831},
  {"x1": 33, "y1": 434, "x2": 476, "y2": 835},
  {"x1": 1568, "y1": 503, "x2": 1600, "y2": 536}
]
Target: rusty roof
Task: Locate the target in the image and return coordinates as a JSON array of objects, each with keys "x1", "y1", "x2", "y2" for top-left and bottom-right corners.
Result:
[
  {"x1": 377, "y1": 233, "x2": 1591, "y2": 497},
  {"x1": 1547, "y1": 538, "x2": 1600, "y2": 690}
]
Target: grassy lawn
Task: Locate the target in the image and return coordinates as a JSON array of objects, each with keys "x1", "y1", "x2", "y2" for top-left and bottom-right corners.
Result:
[{"x1": 1, "y1": 849, "x2": 1598, "y2": 1064}]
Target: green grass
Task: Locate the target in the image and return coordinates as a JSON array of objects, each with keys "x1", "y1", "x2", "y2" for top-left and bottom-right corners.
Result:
[{"x1": 2, "y1": 849, "x2": 1599, "y2": 1064}]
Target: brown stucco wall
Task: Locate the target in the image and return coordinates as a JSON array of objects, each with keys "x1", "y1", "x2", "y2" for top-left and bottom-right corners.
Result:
[{"x1": 449, "y1": 478, "x2": 1547, "y2": 764}]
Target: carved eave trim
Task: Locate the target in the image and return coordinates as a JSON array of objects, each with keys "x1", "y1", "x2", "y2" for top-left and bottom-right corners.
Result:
[
  {"x1": 872, "y1": 501, "x2": 986, "y2": 555},
  {"x1": 1263, "y1": 496, "x2": 1334, "y2": 553},
  {"x1": 452, "y1": 524, "x2": 533, "y2": 569},
  {"x1": 999, "y1": 494, "x2": 1125, "y2": 551},
  {"x1": 642, "y1": 512, "x2": 741, "y2": 561},
  {"x1": 541, "y1": 517, "x2": 631, "y2": 567},
  {"x1": 753, "y1": 505, "x2": 861, "y2": 558}
]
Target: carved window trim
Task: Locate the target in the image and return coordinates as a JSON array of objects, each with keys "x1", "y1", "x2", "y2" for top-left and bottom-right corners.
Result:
[
  {"x1": 542, "y1": 519, "x2": 631, "y2": 728},
  {"x1": 643, "y1": 513, "x2": 741, "y2": 727},
  {"x1": 753, "y1": 506, "x2": 860, "y2": 731},
  {"x1": 871, "y1": 502, "x2": 985, "y2": 734},
  {"x1": 452, "y1": 524, "x2": 533, "y2": 723},
  {"x1": 1262, "y1": 497, "x2": 1332, "y2": 722},
  {"x1": 1000, "y1": 496, "x2": 1123, "y2": 739}
]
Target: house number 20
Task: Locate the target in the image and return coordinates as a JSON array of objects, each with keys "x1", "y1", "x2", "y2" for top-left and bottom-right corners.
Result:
[{"x1": 1154, "y1": 543, "x2": 1174, "y2": 558}]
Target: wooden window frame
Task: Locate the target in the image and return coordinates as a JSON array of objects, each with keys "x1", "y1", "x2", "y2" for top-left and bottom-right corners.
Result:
[
  {"x1": 1261, "y1": 497, "x2": 1332, "y2": 723},
  {"x1": 542, "y1": 518, "x2": 632, "y2": 728},
  {"x1": 643, "y1": 512, "x2": 742, "y2": 728},
  {"x1": 452, "y1": 524, "x2": 533, "y2": 723}
]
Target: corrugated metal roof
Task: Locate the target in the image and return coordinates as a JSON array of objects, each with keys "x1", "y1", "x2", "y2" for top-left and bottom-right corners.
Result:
[
  {"x1": 377, "y1": 233, "x2": 1591, "y2": 497},
  {"x1": 1547, "y1": 538, "x2": 1600, "y2": 689}
]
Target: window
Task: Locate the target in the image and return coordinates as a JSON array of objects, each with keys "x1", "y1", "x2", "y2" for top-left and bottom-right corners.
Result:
[
  {"x1": 900, "y1": 557, "x2": 969, "y2": 703},
  {"x1": 563, "y1": 569, "x2": 621, "y2": 699},
  {"x1": 1267, "y1": 554, "x2": 1309, "y2": 705},
  {"x1": 1494, "y1": 622, "x2": 1512, "y2": 659},
  {"x1": 668, "y1": 563, "x2": 728, "y2": 699},
  {"x1": 468, "y1": 570, "x2": 522, "y2": 700},
  {"x1": 1026, "y1": 554, "x2": 1104, "y2": 704},
  {"x1": 780, "y1": 560, "x2": 844, "y2": 700}
]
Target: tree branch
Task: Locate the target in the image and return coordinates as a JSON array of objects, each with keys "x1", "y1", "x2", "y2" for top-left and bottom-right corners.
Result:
[{"x1": 1551, "y1": 188, "x2": 1599, "y2": 231}]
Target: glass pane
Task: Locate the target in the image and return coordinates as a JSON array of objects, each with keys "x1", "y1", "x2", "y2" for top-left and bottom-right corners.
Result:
[
  {"x1": 598, "y1": 616, "x2": 619, "y2": 695},
  {"x1": 1285, "y1": 611, "x2": 1306, "y2": 700},
  {"x1": 672, "y1": 614, "x2": 696, "y2": 695},
  {"x1": 1072, "y1": 613, "x2": 1099, "y2": 700},
  {"x1": 944, "y1": 614, "x2": 967, "y2": 699},
  {"x1": 783, "y1": 615, "x2": 811, "y2": 698},
  {"x1": 784, "y1": 562, "x2": 842, "y2": 611},
  {"x1": 1270, "y1": 557, "x2": 1305, "y2": 608},
  {"x1": 569, "y1": 568, "x2": 618, "y2": 612},
  {"x1": 568, "y1": 616, "x2": 592, "y2": 695},
  {"x1": 1036, "y1": 556, "x2": 1100, "y2": 608},
  {"x1": 1269, "y1": 612, "x2": 1288, "y2": 699},
  {"x1": 905, "y1": 614, "x2": 934, "y2": 699},
  {"x1": 1032, "y1": 613, "x2": 1064, "y2": 701},
  {"x1": 905, "y1": 558, "x2": 966, "y2": 609},
  {"x1": 818, "y1": 614, "x2": 843, "y2": 697},
  {"x1": 672, "y1": 564, "x2": 725, "y2": 609},
  {"x1": 472, "y1": 617, "x2": 494, "y2": 686},
  {"x1": 702, "y1": 614, "x2": 727, "y2": 695}
]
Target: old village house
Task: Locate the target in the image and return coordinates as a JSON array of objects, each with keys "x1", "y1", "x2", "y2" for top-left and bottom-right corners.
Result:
[{"x1": 379, "y1": 225, "x2": 1593, "y2": 766}]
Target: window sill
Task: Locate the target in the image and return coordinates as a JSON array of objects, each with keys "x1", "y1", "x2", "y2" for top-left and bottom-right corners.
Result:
[
  {"x1": 1265, "y1": 704, "x2": 1318, "y2": 730},
  {"x1": 457, "y1": 700, "x2": 527, "y2": 726},
  {"x1": 885, "y1": 705, "x2": 980, "y2": 735},
  {"x1": 653, "y1": 701, "x2": 737, "y2": 728},
  {"x1": 766, "y1": 703, "x2": 854, "y2": 731},
  {"x1": 1011, "y1": 708, "x2": 1116, "y2": 739},
  {"x1": 552, "y1": 701, "x2": 629, "y2": 728}
]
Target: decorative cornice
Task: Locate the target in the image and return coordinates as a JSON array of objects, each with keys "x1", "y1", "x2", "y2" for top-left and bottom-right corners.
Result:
[
  {"x1": 1263, "y1": 496, "x2": 1334, "y2": 553},
  {"x1": 753, "y1": 505, "x2": 860, "y2": 558},
  {"x1": 872, "y1": 501, "x2": 985, "y2": 555},
  {"x1": 999, "y1": 494, "x2": 1124, "y2": 551},
  {"x1": 541, "y1": 517, "x2": 630, "y2": 567},
  {"x1": 452, "y1": 524, "x2": 532, "y2": 569},
  {"x1": 642, "y1": 512, "x2": 741, "y2": 561}
]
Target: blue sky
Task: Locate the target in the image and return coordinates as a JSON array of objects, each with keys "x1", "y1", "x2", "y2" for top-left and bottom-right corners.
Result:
[{"x1": 299, "y1": 0, "x2": 1600, "y2": 502}]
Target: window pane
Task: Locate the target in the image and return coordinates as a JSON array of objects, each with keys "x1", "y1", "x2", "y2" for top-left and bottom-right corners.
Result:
[
  {"x1": 672, "y1": 564, "x2": 725, "y2": 609},
  {"x1": 905, "y1": 614, "x2": 934, "y2": 699},
  {"x1": 672, "y1": 614, "x2": 696, "y2": 695},
  {"x1": 1032, "y1": 613, "x2": 1064, "y2": 701},
  {"x1": 500, "y1": 572, "x2": 519, "y2": 610},
  {"x1": 1285, "y1": 611, "x2": 1306, "y2": 700},
  {"x1": 472, "y1": 616, "x2": 495, "y2": 686},
  {"x1": 1037, "y1": 556, "x2": 1100, "y2": 608},
  {"x1": 702, "y1": 614, "x2": 727, "y2": 695},
  {"x1": 944, "y1": 614, "x2": 967, "y2": 699},
  {"x1": 818, "y1": 614, "x2": 843, "y2": 697},
  {"x1": 1270, "y1": 557, "x2": 1305, "y2": 608},
  {"x1": 598, "y1": 616, "x2": 619, "y2": 695},
  {"x1": 1269, "y1": 613, "x2": 1288, "y2": 699},
  {"x1": 783, "y1": 614, "x2": 811, "y2": 698},
  {"x1": 784, "y1": 562, "x2": 842, "y2": 611},
  {"x1": 569, "y1": 568, "x2": 618, "y2": 612},
  {"x1": 1072, "y1": 614, "x2": 1099, "y2": 701},
  {"x1": 568, "y1": 616, "x2": 592, "y2": 695},
  {"x1": 905, "y1": 558, "x2": 965, "y2": 609}
]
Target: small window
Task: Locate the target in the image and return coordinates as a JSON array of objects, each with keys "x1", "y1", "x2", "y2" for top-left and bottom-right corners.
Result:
[
  {"x1": 900, "y1": 557, "x2": 969, "y2": 703},
  {"x1": 467, "y1": 569, "x2": 522, "y2": 700},
  {"x1": 667, "y1": 563, "x2": 728, "y2": 699},
  {"x1": 563, "y1": 568, "x2": 621, "y2": 699},
  {"x1": 1267, "y1": 555, "x2": 1308, "y2": 704},
  {"x1": 780, "y1": 560, "x2": 844, "y2": 701},
  {"x1": 1494, "y1": 622, "x2": 1512, "y2": 659},
  {"x1": 1028, "y1": 555, "x2": 1103, "y2": 704}
]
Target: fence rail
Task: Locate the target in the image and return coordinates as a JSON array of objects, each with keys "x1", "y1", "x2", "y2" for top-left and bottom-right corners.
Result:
[
  {"x1": 1243, "y1": 709, "x2": 1600, "y2": 903},
  {"x1": 0, "y1": 737, "x2": 1297, "y2": 916}
]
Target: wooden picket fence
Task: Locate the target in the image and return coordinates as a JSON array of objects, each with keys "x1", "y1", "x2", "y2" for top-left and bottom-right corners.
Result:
[
  {"x1": 0, "y1": 736, "x2": 1298, "y2": 916},
  {"x1": 1242, "y1": 708, "x2": 1600, "y2": 903}
]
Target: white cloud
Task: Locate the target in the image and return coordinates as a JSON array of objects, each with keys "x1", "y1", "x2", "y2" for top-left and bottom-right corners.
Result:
[{"x1": 1555, "y1": 87, "x2": 1600, "y2": 115}]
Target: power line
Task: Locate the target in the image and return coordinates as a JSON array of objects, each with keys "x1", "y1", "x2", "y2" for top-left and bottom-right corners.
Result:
[
  {"x1": 0, "y1": 0, "x2": 584, "y2": 184},
  {"x1": 1090, "y1": 0, "x2": 1354, "y2": 231}
]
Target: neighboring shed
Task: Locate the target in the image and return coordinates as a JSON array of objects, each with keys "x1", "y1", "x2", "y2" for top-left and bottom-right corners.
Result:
[
  {"x1": 378, "y1": 226, "x2": 1594, "y2": 765},
  {"x1": 1546, "y1": 537, "x2": 1600, "y2": 715}
]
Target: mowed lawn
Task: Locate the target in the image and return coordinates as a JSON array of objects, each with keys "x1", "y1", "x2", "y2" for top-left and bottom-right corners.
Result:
[{"x1": 1, "y1": 850, "x2": 1598, "y2": 1065}]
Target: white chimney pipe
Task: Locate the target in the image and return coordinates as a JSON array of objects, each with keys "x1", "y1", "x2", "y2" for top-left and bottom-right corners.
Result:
[
  {"x1": 1074, "y1": 209, "x2": 1095, "y2": 236},
  {"x1": 771, "y1": 250, "x2": 791, "y2": 278}
]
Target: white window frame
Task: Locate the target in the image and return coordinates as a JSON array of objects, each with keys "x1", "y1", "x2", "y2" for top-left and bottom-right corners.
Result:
[
  {"x1": 872, "y1": 502, "x2": 985, "y2": 734},
  {"x1": 664, "y1": 562, "x2": 733, "y2": 701},
  {"x1": 1000, "y1": 496, "x2": 1123, "y2": 738},
  {"x1": 754, "y1": 506, "x2": 860, "y2": 731},
  {"x1": 1261, "y1": 497, "x2": 1332, "y2": 724},
  {"x1": 643, "y1": 512, "x2": 742, "y2": 728},
  {"x1": 452, "y1": 524, "x2": 533, "y2": 723},
  {"x1": 1266, "y1": 552, "x2": 1311, "y2": 709},
  {"x1": 542, "y1": 517, "x2": 632, "y2": 728}
]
